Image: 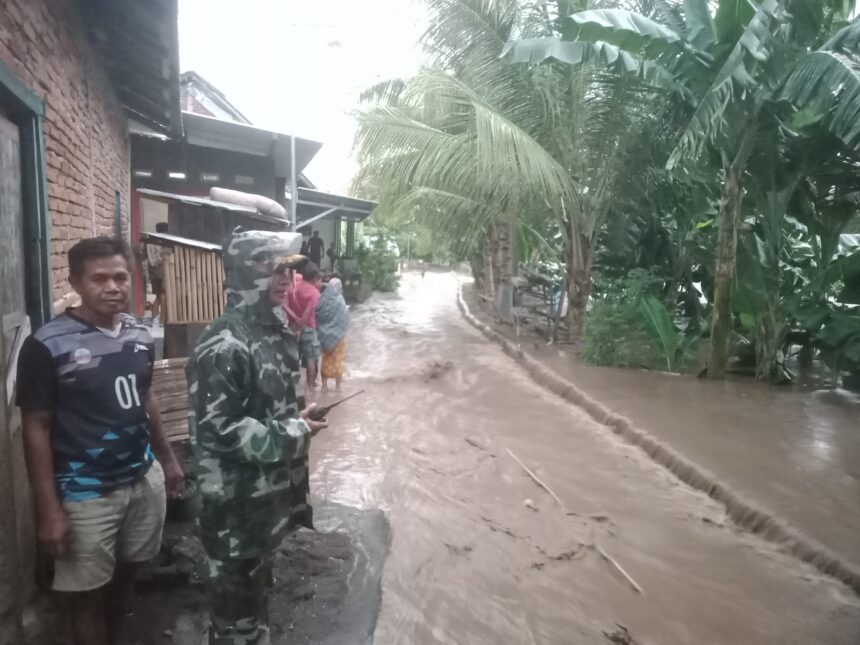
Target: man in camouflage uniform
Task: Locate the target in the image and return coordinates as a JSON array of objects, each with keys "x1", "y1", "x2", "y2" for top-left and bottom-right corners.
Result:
[{"x1": 187, "y1": 229, "x2": 327, "y2": 644}]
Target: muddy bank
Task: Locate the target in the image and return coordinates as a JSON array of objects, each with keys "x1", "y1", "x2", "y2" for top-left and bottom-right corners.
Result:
[
  {"x1": 32, "y1": 495, "x2": 388, "y2": 645},
  {"x1": 124, "y1": 500, "x2": 388, "y2": 645},
  {"x1": 458, "y1": 282, "x2": 860, "y2": 594},
  {"x1": 309, "y1": 273, "x2": 860, "y2": 644}
]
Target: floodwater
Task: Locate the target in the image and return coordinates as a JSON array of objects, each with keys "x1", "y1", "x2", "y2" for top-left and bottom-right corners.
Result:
[
  {"x1": 310, "y1": 273, "x2": 860, "y2": 645},
  {"x1": 498, "y1": 302, "x2": 860, "y2": 571}
]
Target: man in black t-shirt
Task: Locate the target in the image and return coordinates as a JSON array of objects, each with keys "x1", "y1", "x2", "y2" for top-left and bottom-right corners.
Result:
[
  {"x1": 308, "y1": 229, "x2": 324, "y2": 268},
  {"x1": 16, "y1": 237, "x2": 183, "y2": 645}
]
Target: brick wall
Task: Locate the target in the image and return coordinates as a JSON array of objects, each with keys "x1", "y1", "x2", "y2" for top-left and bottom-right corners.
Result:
[{"x1": 0, "y1": 0, "x2": 130, "y2": 303}]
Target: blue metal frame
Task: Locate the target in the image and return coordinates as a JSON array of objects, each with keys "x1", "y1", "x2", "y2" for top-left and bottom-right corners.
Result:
[{"x1": 0, "y1": 59, "x2": 51, "y2": 328}]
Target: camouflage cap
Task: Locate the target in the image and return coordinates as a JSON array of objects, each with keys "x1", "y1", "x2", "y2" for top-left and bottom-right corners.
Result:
[{"x1": 223, "y1": 228, "x2": 302, "y2": 310}]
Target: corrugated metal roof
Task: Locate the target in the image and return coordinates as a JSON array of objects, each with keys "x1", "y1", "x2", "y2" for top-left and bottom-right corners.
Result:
[
  {"x1": 137, "y1": 188, "x2": 289, "y2": 228},
  {"x1": 182, "y1": 112, "x2": 322, "y2": 176},
  {"x1": 141, "y1": 231, "x2": 222, "y2": 252},
  {"x1": 299, "y1": 188, "x2": 378, "y2": 213},
  {"x1": 296, "y1": 187, "x2": 378, "y2": 226},
  {"x1": 138, "y1": 188, "x2": 258, "y2": 214}
]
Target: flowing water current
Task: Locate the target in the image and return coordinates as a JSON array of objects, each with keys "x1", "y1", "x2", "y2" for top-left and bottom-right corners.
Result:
[{"x1": 309, "y1": 272, "x2": 860, "y2": 645}]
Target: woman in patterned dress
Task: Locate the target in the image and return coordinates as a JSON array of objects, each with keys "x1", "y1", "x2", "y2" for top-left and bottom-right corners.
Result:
[{"x1": 316, "y1": 277, "x2": 349, "y2": 392}]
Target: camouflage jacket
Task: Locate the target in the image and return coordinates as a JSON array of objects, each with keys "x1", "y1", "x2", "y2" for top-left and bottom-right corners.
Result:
[{"x1": 187, "y1": 229, "x2": 311, "y2": 560}]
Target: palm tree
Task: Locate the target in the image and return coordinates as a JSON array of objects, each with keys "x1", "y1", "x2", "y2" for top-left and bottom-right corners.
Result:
[
  {"x1": 509, "y1": 0, "x2": 860, "y2": 376},
  {"x1": 354, "y1": 0, "x2": 662, "y2": 337}
]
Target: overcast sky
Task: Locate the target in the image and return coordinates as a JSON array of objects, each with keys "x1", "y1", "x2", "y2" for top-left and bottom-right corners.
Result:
[{"x1": 178, "y1": 0, "x2": 425, "y2": 193}]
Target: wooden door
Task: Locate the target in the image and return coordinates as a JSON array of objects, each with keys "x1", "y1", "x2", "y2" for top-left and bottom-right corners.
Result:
[{"x1": 0, "y1": 111, "x2": 29, "y2": 643}]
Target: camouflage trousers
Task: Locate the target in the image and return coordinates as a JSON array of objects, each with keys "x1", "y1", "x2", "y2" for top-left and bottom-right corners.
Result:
[{"x1": 205, "y1": 555, "x2": 273, "y2": 645}]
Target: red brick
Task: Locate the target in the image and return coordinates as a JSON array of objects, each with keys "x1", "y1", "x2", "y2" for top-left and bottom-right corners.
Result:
[{"x1": 0, "y1": 0, "x2": 131, "y2": 300}]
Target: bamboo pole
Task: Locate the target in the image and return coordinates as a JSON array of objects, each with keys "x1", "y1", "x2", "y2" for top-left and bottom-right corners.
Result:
[
  {"x1": 209, "y1": 252, "x2": 217, "y2": 318},
  {"x1": 183, "y1": 247, "x2": 191, "y2": 322},
  {"x1": 174, "y1": 247, "x2": 183, "y2": 323},
  {"x1": 198, "y1": 250, "x2": 206, "y2": 321},
  {"x1": 218, "y1": 255, "x2": 226, "y2": 314},
  {"x1": 178, "y1": 247, "x2": 187, "y2": 323},
  {"x1": 163, "y1": 250, "x2": 175, "y2": 324},
  {"x1": 203, "y1": 251, "x2": 212, "y2": 321},
  {"x1": 189, "y1": 249, "x2": 199, "y2": 322}
]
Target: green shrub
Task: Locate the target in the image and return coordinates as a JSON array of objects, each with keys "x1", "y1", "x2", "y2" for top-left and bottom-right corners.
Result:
[
  {"x1": 581, "y1": 270, "x2": 665, "y2": 369},
  {"x1": 357, "y1": 237, "x2": 400, "y2": 292}
]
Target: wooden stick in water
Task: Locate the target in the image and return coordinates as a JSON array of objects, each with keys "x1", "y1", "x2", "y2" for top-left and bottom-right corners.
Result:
[
  {"x1": 506, "y1": 448, "x2": 566, "y2": 510},
  {"x1": 596, "y1": 543, "x2": 644, "y2": 595}
]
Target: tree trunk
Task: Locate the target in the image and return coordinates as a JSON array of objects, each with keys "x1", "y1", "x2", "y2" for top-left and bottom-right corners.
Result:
[
  {"x1": 495, "y1": 220, "x2": 515, "y2": 322},
  {"x1": 469, "y1": 247, "x2": 485, "y2": 295},
  {"x1": 754, "y1": 301, "x2": 789, "y2": 383},
  {"x1": 483, "y1": 223, "x2": 497, "y2": 300},
  {"x1": 707, "y1": 165, "x2": 743, "y2": 379},
  {"x1": 563, "y1": 214, "x2": 592, "y2": 341}
]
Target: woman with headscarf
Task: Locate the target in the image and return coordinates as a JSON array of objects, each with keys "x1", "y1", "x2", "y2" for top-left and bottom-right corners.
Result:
[{"x1": 316, "y1": 277, "x2": 349, "y2": 392}]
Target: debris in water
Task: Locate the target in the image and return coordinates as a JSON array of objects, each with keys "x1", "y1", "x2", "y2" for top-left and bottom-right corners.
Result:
[
  {"x1": 507, "y1": 448, "x2": 566, "y2": 510},
  {"x1": 480, "y1": 514, "x2": 521, "y2": 540},
  {"x1": 443, "y1": 543, "x2": 474, "y2": 557},
  {"x1": 424, "y1": 360, "x2": 454, "y2": 381},
  {"x1": 530, "y1": 546, "x2": 585, "y2": 570},
  {"x1": 523, "y1": 498, "x2": 539, "y2": 512},
  {"x1": 566, "y1": 511, "x2": 611, "y2": 523},
  {"x1": 596, "y1": 544, "x2": 644, "y2": 595},
  {"x1": 464, "y1": 437, "x2": 487, "y2": 451},
  {"x1": 603, "y1": 624, "x2": 640, "y2": 644}
]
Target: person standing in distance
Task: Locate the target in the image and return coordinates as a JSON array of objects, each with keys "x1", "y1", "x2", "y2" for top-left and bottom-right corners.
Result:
[
  {"x1": 187, "y1": 229, "x2": 327, "y2": 644},
  {"x1": 307, "y1": 229, "x2": 324, "y2": 269},
  {"x1": 16, "y1": 237, "x2": 183, "y2": 645},
  {"x1": 286, "y1": 262, "x2": 323, "y2": 392}
]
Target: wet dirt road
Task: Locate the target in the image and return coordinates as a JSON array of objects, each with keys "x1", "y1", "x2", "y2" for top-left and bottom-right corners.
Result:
[{"x1": 310, "y1": 273, "x2": 860, "y2": 645}]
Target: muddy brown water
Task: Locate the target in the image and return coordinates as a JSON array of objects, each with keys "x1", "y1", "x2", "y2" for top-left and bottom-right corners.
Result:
[
  {"x1": 310, "y1": 273, "x2": 860, "y2": 645},
  {"x1": 503, "y1": 338, "x2": 860, "y2": 573}
]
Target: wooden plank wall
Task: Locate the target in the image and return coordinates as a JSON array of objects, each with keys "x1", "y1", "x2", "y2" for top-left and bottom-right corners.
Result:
[
  {"x1": 163, "y1": 247, "x2": 226, "y2": 325},
  {"x1": 151, "y1": 358, "x2": 189, "y2": 443}
]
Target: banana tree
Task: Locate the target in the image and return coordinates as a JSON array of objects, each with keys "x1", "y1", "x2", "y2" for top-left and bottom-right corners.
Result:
[{"x1": 506, "y1": 0, "x2": 860, "y2": 377}]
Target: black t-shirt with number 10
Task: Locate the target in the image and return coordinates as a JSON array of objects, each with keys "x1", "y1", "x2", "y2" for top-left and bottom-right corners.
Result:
[{"x1": 16, "y1": 311, "x2": 155, "y2": 502}]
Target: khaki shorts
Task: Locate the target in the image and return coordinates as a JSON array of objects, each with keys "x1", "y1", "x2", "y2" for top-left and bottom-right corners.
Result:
[{"x1": 54, "y1": 461, "x2": 166, "y2": 592}]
